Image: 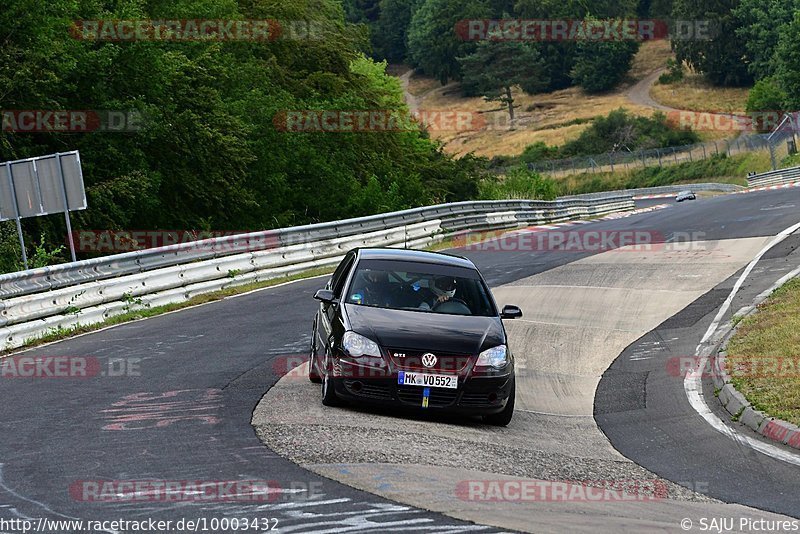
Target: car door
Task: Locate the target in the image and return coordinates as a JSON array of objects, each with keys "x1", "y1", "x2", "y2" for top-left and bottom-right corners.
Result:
[{"x1": 316, "y1": 251, "x2": 356, "y2": 370}]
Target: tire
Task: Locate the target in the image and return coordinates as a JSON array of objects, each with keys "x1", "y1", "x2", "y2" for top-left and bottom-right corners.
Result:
[
  {"x1": 321, "y1": 372, "x2": 341, "y2": 406},
  {"x1": 483, "y1": 380, "x2": 515, "y2": 426},
  {"x1": 308, "y1": 328, "x2": 322, "y2": 384},
  {"x1": 320, "y1": 351, "x2": 341, "y2": 407}
]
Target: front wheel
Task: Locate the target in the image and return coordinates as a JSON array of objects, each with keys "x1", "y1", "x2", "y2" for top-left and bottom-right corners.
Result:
[
  {"x1": 321, "y1": 372, "x2": 341, "y2": 406},
  {"x1": 308, "y1": 328, "x2": 322, "y2": 383},
  {"x1": 321, "y1": 352, "x2": 341, "y2": 407},
  {"x1": 483, "y1": 379, "x2": 515, "y2": 426}
]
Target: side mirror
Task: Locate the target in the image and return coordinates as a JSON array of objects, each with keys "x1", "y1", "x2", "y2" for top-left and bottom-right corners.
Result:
[
  {"x1": 313, "y1": 289, "x2": 336, "y2": 304},
  {"x1": 500, "y1": 305, "x2": 523, "y2": 319}
]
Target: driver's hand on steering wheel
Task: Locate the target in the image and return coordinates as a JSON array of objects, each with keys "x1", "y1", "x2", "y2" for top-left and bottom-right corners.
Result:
[{"x1": 436, "y1": 294, "x2": 450, "y2": 303}]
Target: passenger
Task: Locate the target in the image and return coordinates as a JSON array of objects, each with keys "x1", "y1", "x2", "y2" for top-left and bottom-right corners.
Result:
[{"x1": 349, "y1": 270, "x2": 392, "y2": 306}]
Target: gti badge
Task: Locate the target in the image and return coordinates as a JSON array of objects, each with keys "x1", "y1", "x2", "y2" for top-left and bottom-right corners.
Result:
[{"x1": 421, "y1": 353, "x2": 437, "y2": 368}]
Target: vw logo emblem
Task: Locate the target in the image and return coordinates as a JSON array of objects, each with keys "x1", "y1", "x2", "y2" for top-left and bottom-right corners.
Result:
[{"x1": 421, "y1": 353, "x2": 437, "y2": 368}]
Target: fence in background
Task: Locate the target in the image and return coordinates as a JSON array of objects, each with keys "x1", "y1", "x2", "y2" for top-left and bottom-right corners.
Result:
[{"x1": 523, "y1": 135, "x2": 772, "y2": 178}]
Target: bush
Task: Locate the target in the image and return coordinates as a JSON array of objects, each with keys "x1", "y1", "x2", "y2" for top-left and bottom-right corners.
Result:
[
  {"x1": 560, "y1": 109, "x2": 699, "y2": 157},
  {"x1": 746, "y1": 76, "x2": 788, "y2": 113},
  {"x1": 658, "y1": 59, "x2": 685, "y2": 84},
  {"x1": 478, "y1": 168, "x2": 558, "y2": 200},
  {"x1": 520, "y1": 142, "x2": 559, "y2": 164}
]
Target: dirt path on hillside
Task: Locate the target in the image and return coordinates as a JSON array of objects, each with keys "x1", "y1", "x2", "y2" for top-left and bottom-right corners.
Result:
[
  {"x1": 626, "y1": 68, "x2": 677, "y2": 111},
  {"x1": 398, "y1": 69, "x2": 422, "y2": 112},
  {"x1": 398, "y1": 68, "x2": 462, "y2": 113}
]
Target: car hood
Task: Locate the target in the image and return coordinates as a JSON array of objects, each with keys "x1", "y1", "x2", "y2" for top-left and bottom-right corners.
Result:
[{"x1": 343, "y1": 304, "x2": 504, "y2": 355}]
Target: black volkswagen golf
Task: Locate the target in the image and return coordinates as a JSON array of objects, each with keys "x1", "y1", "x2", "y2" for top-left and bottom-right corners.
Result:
[{"x1": 309, "y1": 248, "x2": 522, "y2": 425}]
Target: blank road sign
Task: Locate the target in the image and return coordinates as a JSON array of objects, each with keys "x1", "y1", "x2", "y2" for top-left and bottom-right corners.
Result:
[{"x1": 0, "y1": 151, "x2": 86, "y2": 222}]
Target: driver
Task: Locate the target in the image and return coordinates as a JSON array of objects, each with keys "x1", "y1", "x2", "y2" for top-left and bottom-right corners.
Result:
[{"x1": 418, "y1": 275, "x2": 457, "y2": 311}]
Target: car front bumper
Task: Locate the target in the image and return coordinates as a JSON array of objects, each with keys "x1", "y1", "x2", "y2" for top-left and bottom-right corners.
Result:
[{"x1": 330, "y1": 370, "x2": 514, "y2": 415}]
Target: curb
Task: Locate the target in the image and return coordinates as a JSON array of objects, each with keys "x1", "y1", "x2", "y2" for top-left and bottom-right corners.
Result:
[
  {"x1": 735, "y1": 180, "x2": 800, "y2": 194},
  {"x1": 712, "y1": 279, "x2": 800, "y2": 451}
]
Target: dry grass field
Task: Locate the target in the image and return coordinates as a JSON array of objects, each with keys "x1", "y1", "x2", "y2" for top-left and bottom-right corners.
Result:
[
  {"x1": 650, "y1": 72, "x2": 751, "y2": 113},
  {"x1": 397, "y1": 40, "x2": 751, "y2": 158}
]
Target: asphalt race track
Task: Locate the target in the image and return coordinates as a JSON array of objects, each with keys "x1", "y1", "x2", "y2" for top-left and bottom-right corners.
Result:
[{"x1": 2, "y1": 190, "x2": 800, "y2": 533}]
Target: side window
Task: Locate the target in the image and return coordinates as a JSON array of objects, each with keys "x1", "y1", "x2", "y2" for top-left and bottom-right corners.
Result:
[{"x1": 330, "y1": 253, "x2": 355, "y2": 297}]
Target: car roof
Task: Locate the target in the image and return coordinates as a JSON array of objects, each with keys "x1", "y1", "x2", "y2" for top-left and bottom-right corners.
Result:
[{"x1": 355, "y1": 247, "x2": 476, "y2": 270}]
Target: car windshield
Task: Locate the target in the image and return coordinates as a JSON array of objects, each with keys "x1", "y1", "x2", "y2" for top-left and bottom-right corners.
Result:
[{"x1": 345, "y1": 259, "x2": 496, "y2": 316}]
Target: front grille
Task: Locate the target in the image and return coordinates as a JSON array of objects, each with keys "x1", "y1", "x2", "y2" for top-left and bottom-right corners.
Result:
[
  {"x1": 388, "y1": 349, "x2": 471, "y2": 373},
  {"x1": 397, "y1": 385, "x2": 458, "y2": 407}
]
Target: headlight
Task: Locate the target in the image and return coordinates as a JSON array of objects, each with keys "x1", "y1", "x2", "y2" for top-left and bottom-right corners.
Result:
[
  {"x1": 342, "y1": 331, "x2": 381, "y2": 358},
  {"x1": 476, "y1": 345, "x2": 508, "y2": 368}
]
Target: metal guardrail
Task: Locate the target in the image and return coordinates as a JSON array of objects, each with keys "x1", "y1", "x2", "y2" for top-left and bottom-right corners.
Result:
[
  {"x1": 747, "y1": 165, "x2": 800, "y2": 188},
  {"x1": 561, "y1": 183, "x2": 743, "y2": 200},
  {"x1": 0, "y1": 195, "x2": 634, "y2": 350}
]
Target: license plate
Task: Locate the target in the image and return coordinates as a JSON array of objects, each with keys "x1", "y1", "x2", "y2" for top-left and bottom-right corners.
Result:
[{"x1": 398, "y1": 371, "x2": 457, "y2": 389}]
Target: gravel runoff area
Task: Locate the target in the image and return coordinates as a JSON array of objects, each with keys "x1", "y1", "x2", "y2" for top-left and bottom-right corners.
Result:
[{"x1": 253, "y1": 371, "x2": 714, "y2": 503}]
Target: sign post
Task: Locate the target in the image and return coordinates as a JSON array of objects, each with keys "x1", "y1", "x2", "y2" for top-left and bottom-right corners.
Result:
[
  {"x1": 4, "y1": 161, "x2": 28, "y2": 270},
  {"x1": 55, "y1": 153, "x2": 77, "y2": 262}
]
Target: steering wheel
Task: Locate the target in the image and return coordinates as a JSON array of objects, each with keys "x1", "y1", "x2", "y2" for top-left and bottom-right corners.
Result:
[{"x1": 432, "y1": 298, "x2": 471, "y2": 315}]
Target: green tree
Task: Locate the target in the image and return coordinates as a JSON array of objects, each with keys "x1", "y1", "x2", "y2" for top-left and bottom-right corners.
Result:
[
  {"x1": 671, "y1": 0, "x2": 752, "y2": 86},
  {"x1": 372, "y1": 0, "x2": 421, "y2": 62},
  {"x1": 733, "y1": 0, "x2": 799, "y2": 79},
  {"x1": 571, "y1": 23, "x2": 640, "y2": 93},
  {"x1": 0, "y1": 0, "x2": 490, "y2": 272},
  {"x1": 406, "y1": 0, "x2": 492, "y2": 84},
  {"x1": 458, "y1": 41, "x2": 549, "y2": 121},
  {"x1": 775, "y1": 12, "x2": 800, "y2": 111},
  {"x1": 513, "y1": 0, "x2": 638, "y2": 91}
]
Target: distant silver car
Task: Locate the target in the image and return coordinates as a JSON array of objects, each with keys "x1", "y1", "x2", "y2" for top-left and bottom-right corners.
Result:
[{"x1": 676, "y1": 190, "x2": 696, "y2": 202}]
